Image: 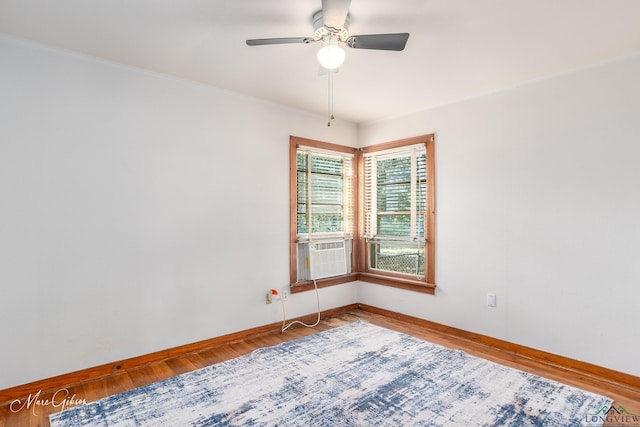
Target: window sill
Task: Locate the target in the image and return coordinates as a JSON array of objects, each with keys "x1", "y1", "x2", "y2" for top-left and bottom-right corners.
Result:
[
  {"x1": 290, "y1": 272, "x2": 435, "y2": 295},
  {"x1": 356, "y1": 272, "x2": 436, "y2": 295},
  {"x1": 290, "y1": 273, "x2": 359, "y2": 294}
]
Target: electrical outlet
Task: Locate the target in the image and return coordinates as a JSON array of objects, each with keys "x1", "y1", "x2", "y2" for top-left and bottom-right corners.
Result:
[
  {"x1": 486, "y1": 293, "x2": 497, "y2": 308},
  {"x1": 266, "y1": 288, "x2": 280, "y2": 304},
  {"x1": 281, "y1": 289, "x2": 289, "y2": 302}
]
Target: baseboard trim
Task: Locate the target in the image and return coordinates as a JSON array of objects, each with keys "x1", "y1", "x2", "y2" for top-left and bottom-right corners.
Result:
[
  {"x1": 2, "y1": 302, "x2": 638, "y2": 406},
  {"x1": 356, "y1": 303, "x2": 640, "y2": 391},
  {"x1": 0, "y1": 303, "x2": 359, "y2": 406}
]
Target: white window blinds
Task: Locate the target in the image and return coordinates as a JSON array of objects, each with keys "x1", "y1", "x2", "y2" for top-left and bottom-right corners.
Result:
[
  {"x1": 363, "y1": 144, "x2": 427, "y2": 242},
  {"x1": 296, "y1": 147, "x2": 354, "y2": 239}
]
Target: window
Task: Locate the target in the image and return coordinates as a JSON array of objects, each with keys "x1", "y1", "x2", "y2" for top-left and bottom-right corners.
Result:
[
  {"x1": 363, "y1": 144, "x2": 426, "y2": 275},
  {"x1": 359, "y1": 135, "x2": 435, "y2": 292},
  {"x1": 289, "y1": 137, "x2": 356, "y2": 288},
  {"x1": 289, "y1": 135, "x2": 435, "y2": 294}
]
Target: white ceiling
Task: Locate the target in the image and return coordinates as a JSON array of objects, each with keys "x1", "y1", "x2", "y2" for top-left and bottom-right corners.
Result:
[{"x1": 1, "y1": 0, "x2": 640, "y2": 123}]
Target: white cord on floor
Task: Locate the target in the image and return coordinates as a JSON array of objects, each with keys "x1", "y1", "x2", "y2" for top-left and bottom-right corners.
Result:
[{"x1": 281, "y1": 279, "x2": 320, "y2": 332}]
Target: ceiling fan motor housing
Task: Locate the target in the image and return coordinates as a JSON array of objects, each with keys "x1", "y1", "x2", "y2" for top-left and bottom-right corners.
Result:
[{"x1": 313, "y1": 10, "x2": 350, "y2": 41}]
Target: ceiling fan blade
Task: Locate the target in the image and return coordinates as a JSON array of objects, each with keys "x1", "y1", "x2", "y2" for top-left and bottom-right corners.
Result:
[
  {"x1": 321, "y1": 0, "x2": 352, "y2": 30},
  {"x1": 346, "y1": 33, "x2": 410, "y2": 51},
  {"x1": 246, "y1": 37, "x2": 317, "y2": 46}
]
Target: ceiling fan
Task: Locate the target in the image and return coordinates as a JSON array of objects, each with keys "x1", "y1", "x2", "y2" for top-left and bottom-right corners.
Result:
[
  {"x1": 246, "y1": 0, "x2": 408, "y2": 126},
  {"x1": 246, "y1": 0, "x2": 410, "y2": 69}
]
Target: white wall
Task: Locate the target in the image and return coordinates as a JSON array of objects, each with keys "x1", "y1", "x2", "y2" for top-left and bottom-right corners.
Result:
[
  {"x1": 0, "y1": 34, "x2": 358, "y2": 390},
  {"x1": 358, "y1": 52, "x2": 640, "y2": 376},
  {"x1": 2, "y1": 31, "x2": 639, "y2": 391}
]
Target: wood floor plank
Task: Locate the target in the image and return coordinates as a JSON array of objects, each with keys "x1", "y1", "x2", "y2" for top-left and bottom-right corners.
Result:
[{"x1": 1, "y1": 309, "x2": 638, "y2": 426}]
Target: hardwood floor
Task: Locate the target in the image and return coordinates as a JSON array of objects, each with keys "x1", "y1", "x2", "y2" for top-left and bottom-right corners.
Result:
[{"x1": 1, "y1": 309, "x2": 639, "y2": 427}]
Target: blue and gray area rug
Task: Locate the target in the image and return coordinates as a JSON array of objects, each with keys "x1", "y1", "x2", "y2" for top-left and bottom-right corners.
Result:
[{"x1": 49, "y1": 321, "x2": 611, "y2": 426}]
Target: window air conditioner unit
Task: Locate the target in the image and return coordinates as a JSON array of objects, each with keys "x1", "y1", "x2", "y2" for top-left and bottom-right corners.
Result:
[{"x1": 308, "y1": 240, "x2": 347, "y2": 280}]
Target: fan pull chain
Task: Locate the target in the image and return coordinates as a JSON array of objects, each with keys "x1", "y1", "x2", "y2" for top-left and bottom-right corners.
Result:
[
  {"x1": 330, "y1": 68, "x2": 335, "y2": 122},
  {"x1": 327, "y1": 68, "x2": 335, "y2": 127},
  {"x1": 327, "y1": 65, "x2": 331, "y2": 126},
  {"x1": 326, "y1": 35, "x2": 336, "y2": 127},
  {"x1": 328, "y1": 68, "x2": 333, "y2": 126}
]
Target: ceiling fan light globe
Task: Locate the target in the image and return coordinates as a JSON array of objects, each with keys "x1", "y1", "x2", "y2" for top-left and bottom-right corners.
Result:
[{"x1": 317, "y1": 44, "x2": 345, "y2": 69}]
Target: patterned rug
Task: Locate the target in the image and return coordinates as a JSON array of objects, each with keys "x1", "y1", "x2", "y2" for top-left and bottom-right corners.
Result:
[{"x1": 49, "y1": 321, "x2": 611, "y2": 426}]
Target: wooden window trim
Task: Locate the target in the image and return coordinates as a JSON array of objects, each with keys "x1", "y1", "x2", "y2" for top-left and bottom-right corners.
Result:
[
  {"x1": 360, "y1": 134, "x2": 436, "y2": 289},
  {"x1": 289, "y1": 134, "x2": 435, "y2": 294},
  {"x1": 356, "y1": 272, "x2": 435, "y2": 295},
  {"x1": 290, "y1": 273, "x2": 359, "y2": 294},
  {"x1": 289, "y1": 136, "x2": 358, "y2": 288}
]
